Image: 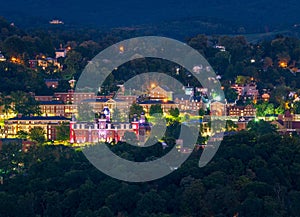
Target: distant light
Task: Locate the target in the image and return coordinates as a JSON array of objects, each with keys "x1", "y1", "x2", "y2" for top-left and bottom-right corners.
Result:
[
  {"x1": 119, "y1": 45, "x2": 124, "y2": 53},
  {"x1": 250, "y1": 59, "x2": 255, "y2": 63},
  {"x1": 279, "y1": 61, "x2": 288, "y2": 68}
]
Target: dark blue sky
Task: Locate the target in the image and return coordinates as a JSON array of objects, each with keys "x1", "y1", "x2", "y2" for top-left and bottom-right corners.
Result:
[{"x1": 1, "y1": 0, "x2": 300, "y2": 29}]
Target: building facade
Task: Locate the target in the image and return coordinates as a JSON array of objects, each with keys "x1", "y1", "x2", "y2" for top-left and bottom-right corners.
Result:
[
  {"x1": 39, "y1": 101, "x2": 76, "y2": 118},
  {"x1": 4, "y1": 116, "x2": 70, "y2": 140},
  {"x1": 228, "y1": 104, "x2": 256, "y2": 117},
  {"x1": 70, "y1": 107, "x2": 150, "y2": 144},
  {"x1": 210, "y1": 101, "x2": 226, "y2": 116}
]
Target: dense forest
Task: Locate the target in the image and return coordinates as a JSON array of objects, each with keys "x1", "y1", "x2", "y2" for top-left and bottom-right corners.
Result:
[{"x1": 1, "y1": 122, "x2": 300, "y2": 217}]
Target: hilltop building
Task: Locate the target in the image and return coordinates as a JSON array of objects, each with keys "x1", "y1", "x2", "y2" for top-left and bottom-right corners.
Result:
[{"x1": 70, "y1": 107, "x2": 150, "y2": 144}]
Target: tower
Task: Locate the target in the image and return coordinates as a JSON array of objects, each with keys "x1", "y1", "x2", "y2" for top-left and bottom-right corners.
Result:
[
  {"x1": 131, "y1": 114, "x2": 139, "y2": 136},
  {"x1": 70, "y1": 114, "x2": 76, "y2": 144},
  {"x1": 103, "y1": 106, "x2": 111, "y2": 122},
  {"x1": 98, "y1": 113, "x2": 107, "y2": 142}
]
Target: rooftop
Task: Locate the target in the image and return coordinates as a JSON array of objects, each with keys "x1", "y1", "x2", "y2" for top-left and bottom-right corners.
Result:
[
  {"x1": 39, "y1": 101, "x2": 64, "y2": 105},
  {"x1": 138, "y1": 100, "x2": 175, "y2": 104},
  {"x1": 8, "y1": 116, "x2": 70, "y2": 121}
]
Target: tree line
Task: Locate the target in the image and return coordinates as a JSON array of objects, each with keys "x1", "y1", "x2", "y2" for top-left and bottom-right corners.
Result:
[{"x1": 0, "y1": 121, "x2": 300, "y2": 217}]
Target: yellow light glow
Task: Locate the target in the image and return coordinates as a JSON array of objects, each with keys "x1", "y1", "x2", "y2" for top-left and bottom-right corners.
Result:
[
  {"x1": 10, "y1": 57, "x2": 22, "y2": 64},
  {"x1": 285, "y1": 102, "x2": 290, "y2": 109},
  {"x1": 279, "y1": 61, "x2": 288, "y2": 68},
  {"x1": 151, "y1": 83, "x2": 156, "y2": 89},
  {"x1": 119, "y1": 45, "x2": 124, "y2": 53}
]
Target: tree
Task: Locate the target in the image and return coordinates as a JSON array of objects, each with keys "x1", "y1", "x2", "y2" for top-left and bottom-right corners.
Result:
[
  {"x1": 123, "y1": 131, "x2": 138, "y2": 144},
  {"x1": 199, "y1": 108, "x2": 205, "y2": 116},
  {"x1": 63, "y1": 51, "x2": 83, "y2": 79},
  {"x1": 247, "y1": 120, "x2": 276, "y2": 136},
  {"x1": 129, "y1": 103, "x2": 144, "y2": 119},
  {"x1": 264, "y1": 57, "x2": 273, "y2": 69},
  {"x1": 225, "y1": 88, "x2": 238, "y2": 103},
  {"x1": 255, "y1": 102, "x2": 275, "y2": 117},
  {"x1": 187, "y1": 34, "x2": 208, "y2": 54},
  {"x1": 56, "y1": 123, "x2": 70, "y2": 142},
  {"x1": 169, "y1": 107, "x2": 179, "y2": 118},
  {"x1": 149, "y1": 104, "x2": 163, "y2": 116},
  {"x1": 181, "y1": 179, "x2": 205, "y2": 216},
  {"x1": 16, "y1": 130, "x2": 28, "y2": 139},
  {"x1": 293, "y1": 101, "x2": 300, "y2": 114},
  {"x1": 136, "y1": 190, "x2": 166, "y2": 214},
  {"x1": 10, "y1": 91, "x2": 41, "y2": 116},
  {"x1": 111, "y1": 107, "x2": 124, "y2": 122},
  {"x1": 226, "y1": 120, "x2": 237, "y2": 131},
  {"x1": 2, "y1": 35, "x2": 25, "y2": 56},
  {"x1": 29, "y1": 127, "x2": 45, "y2": 144},
  {"x1": 275, "y1": 105, "x2": 285, "y2": 114},
  {"x1": 77, "y1": 102, "x2": 94, "y2": 121},
  {"x1": 95, "y1": 206, "x2": 113, "y2": 217},
  {"x1": 0, "y1": 94, "x2": 13, "y2": 116}
]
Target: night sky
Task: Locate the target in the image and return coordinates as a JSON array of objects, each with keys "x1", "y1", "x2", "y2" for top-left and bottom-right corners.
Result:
[{"x1": 1, "y1": 0, "x2": 300, "y2": 29}]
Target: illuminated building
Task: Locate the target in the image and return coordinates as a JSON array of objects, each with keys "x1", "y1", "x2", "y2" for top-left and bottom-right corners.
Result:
[
  {"x1": 227, "y1": 104, "x2": 256, "y2": 117},
  {"x1": 0, "y1": 52, "x2": 6, "y2": 62},
  {"x1": 54, "y1": 90, "x2": 97, "y2": 104},
  {"x1": 210, "y1": 101, "x2": 226, "y2": 116},
  {"x1": 49, "y1": 19, "x2": 64, "y2": 24},
  {"x1": 80, "y1": 98, "x2": 129, "y2": 114},
  {"x1": 4, "y1": 115, "x2": 70, "y2": 140},
  {"x1": 44, "y1": 79, "x2": 59, "y2": 89},
  {"x1": 149, "y1": 85, "x2": 173, "y2": 101},
  {"x1": 70, "y1": 107, "x2": 150, "y2": 144},
  {"x1": 174, "y1": 95, "x2": 204, "y2": 115},
  {"x1": 10, "y1": 57, "x2": 23, "y2": 64},
  {"x1": 55, "y1": 45, "x2": 67, "y2": 58},
  {"x1": 39, "y1": 101, "x2": 76, "y2": 118},
  {"x1": 261, "y1": 93, "x2": 270, "y2": 102},
  {"x1": 138, "y1": 100, "x2": 177, "y2": 114}
]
